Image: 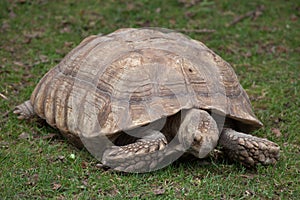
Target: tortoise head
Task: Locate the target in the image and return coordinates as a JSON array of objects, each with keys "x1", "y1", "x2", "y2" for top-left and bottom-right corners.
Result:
[{"x1": 176, "y1": 109, "x2": 220, "y2": 159}]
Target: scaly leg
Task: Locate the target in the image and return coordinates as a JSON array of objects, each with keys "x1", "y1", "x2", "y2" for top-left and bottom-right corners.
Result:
[
  {"x1": 14, "y1": 100, "x2": 35, "y2": 119},
  {"x1": 101, "y1": 129, "x2": 182, "y2": 173},
  {"x1": 219, "y1": 128, "x2": 280, "y2": 167}
]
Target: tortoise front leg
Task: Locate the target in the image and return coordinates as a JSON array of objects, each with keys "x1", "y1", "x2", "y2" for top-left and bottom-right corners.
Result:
[
  {"x1": 219, "y1": 128, "x2": 280, "y2": 167},
  {"x1": 101, "y1": 130, "x2": 184, "y2": 173}
]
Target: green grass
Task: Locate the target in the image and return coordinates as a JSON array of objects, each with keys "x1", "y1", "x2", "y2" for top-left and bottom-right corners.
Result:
[{"x1": 1, "y1": 0, "x2": 299, "y2": 199}]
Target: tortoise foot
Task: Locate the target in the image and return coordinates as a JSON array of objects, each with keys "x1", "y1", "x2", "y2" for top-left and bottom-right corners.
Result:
[
  {"x1": 219, "y1": 128, "x2": 280, "y2": 167},
  {"x1": 14, "y1": 100, "x2": 35, "y2": 119},
  {"x1": 102, "y1": 130, "x2": 169, "y2": 173}
]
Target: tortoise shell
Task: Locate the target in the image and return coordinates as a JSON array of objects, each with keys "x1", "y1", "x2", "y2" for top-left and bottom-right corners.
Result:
[{"x1": 30, "y1": 28, "x2": 262, "y2": 143}]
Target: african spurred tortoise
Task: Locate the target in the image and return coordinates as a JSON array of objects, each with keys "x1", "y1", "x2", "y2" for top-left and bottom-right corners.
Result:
[{"x1": 15, "y1": 28, "x2": 280, "y2": 172}]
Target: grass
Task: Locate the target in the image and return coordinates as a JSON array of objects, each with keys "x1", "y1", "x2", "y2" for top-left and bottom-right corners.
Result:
[{"x1": 0, "y1": 0, "x2": 299, "y2": 199}]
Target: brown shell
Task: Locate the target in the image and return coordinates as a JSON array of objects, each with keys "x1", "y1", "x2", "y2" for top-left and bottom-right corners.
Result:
[{"x1": 30, "y1": 28, "x2": 262, "y2": 139}]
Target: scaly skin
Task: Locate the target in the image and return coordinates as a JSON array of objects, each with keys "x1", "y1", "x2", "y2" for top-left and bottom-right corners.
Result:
[
  {"x1": 14, "y1": 100, "x2": 35, "y2": 119},
  {"x1": 219, "y1": 128, "x2": 280, "y2": 167}
]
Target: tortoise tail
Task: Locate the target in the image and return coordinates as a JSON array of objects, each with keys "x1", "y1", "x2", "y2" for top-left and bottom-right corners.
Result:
[{"x1": 14, "y1": 100, "x2": 35, "y2": 119}]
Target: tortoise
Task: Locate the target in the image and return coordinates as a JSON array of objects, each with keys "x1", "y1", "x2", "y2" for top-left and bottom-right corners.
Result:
[{"x1": 14, "y1": 28, "x2": 280, "y2": 172}]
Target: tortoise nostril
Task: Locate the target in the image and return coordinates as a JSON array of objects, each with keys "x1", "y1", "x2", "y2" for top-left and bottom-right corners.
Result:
[{"x1": 192, "y1": 138, "x2": 199, "y2": 145}]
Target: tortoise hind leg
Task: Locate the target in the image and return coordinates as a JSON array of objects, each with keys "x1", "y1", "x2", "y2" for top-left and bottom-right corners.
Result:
[
  {"x1": 219, "y1": 128, "x2": 280, "y2": 167},
  {"x1": 14, "y1": 100, "x2": 35, "y2": 119},
  {"x1": 101, "y1": 130, "x2": 183, "y2": 173}
]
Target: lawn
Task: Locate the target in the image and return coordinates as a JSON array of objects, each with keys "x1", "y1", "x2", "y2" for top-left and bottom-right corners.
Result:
[{"x1": 0, "y1": 0, "x2": 299, "y2": 199}]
